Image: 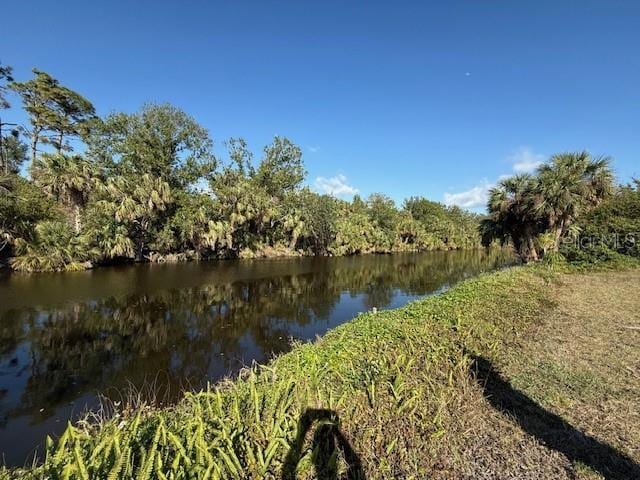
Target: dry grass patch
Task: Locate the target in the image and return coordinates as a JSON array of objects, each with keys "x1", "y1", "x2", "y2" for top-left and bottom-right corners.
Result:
[{"x1": 499, "y1": 269, "x2": 640, "y2": 479}]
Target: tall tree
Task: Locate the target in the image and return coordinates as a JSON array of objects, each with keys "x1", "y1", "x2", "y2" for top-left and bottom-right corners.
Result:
[
  {"x1": 366, "y1": 193, "x2": 398, "y2": 232},
  {"x1": 209, "y1": 136, "x2": 306, "y2": 254},
  {"x1": 89, "y1": 103, "x2": 215, "y2": 188},
  {"x1": 10, "y1": 69, "x2": 96, "y2": 161},
  {"x1": 255, "y1": 136, "x2": 305, "y2": 197},
  {"x1": 296, "y1": 189, "x2": 337, "y2": 254}
]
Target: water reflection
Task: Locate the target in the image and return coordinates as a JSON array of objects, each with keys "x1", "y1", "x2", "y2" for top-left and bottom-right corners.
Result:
[{"x1": 0, "y1": 249, "x2": 513, "y2": 465}]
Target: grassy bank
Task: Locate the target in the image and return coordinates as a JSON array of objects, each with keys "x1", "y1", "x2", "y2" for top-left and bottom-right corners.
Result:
[{"x1": 3, "y1": 262, "x2": 639, "y2": 479}]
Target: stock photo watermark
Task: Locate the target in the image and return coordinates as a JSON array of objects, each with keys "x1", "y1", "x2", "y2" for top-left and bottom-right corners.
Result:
[{"x1": 561, "y1": 232, "x2": 639, "y2": 250}]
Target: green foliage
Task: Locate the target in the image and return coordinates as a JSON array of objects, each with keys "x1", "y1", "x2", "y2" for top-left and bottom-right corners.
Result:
[
  {"x1": 0, "y1": 174, "x2": 58, "y2": 258},
  {"x1": 485, "y1": 152, "x2": 615, "y2": 263},
  {"x1": 394, "y1": 214, "x2": 443, "y2": 251},
  {"x1": 403, "y1": 197, "x2": 481, "y2": 249},
  {"x1": 0, "y1": 131, "x2": 28, "y2": 174},
  {"x1": 366, "y1": 193, "x2": 397, "y2": 232},
  {"x1": 296, "y1": 189, "x2": 338, "y2": 254},
  {"x1": 255, "y1": 136, "x2": 305, "y2": 196},
  {"x1": 2, "y1": 70, "x2": 486, "y2": 272},
  {"x1": 10, "y1": 69, "x2": 96, "y2": 157},
  {"x1": 0, "y1": 62, "x2": 27, "y2": 175},
  {"x1": 10, "y1": 220, "x2": 96, "y2": 272},
  {"x1": 31, "y1": 153, "x2": 97, "y2": 232},
  {"x1": 0, "y1": 61, "x2": 14, "y2": 109},
  {"x1": 486, "y1": 174, "x2": 541, "y2": 262},
  {"x1": 560, "y1": 183, "x2": 640, "y2": 263},
  {"x1": 89, "y1": 103, "x2": 215, "y2": 188},
  {"x1": 331, "y1": 211, "x2": 378, "y2": 255},
  {"x1": 90, "y1": 174, "x2": 174, "y2": 261}
]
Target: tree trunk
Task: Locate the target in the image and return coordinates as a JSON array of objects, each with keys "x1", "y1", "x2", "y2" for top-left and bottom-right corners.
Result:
[
  {"x1": 527, "y1": 235, "x2": 539, "y2": 262},
  {"x1": 0, "y1": 119, "x2": 5, "y2": 175},
  {"x1": 135, "y1": 220, "x2": 148, "y2": 262},
  {"x1": 73, "y1": 204, "x2": 82, "y2": 234},
  {"x1": 552, "y1": 218, "x2": 566, "y2": 252},
  {"x1": 516, "y1": 232, "x2": 539, "y2": 263},
  {"x1": 31, "y1": 130, "x2": 38, "y2": 164},
  {"x1": 136, "y1": 241, "x2": 145, "y2": 262},
  {"x1": 56, "y1": 131, "x2": 64, "y2": 153}
]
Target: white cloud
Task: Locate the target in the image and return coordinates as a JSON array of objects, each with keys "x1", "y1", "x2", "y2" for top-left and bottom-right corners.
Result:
[
  {"x1": 443, "y1": 180, "x2": 492, "y2": 209},
  {"x1": 314, "y1": 174, "x2": 359, "y2": 197},
  {"x1": 308, "y1": 145, "x2": 319, "y2": 153},
  {"x1": 509, "y1": 146, "x2": 545, "y2": 173},
  {"x1": 443, "y1": 147, "x2": 546, "y2": 210}
]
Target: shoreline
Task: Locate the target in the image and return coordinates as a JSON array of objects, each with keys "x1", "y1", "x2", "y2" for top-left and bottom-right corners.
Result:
[{"x1": 0, "y1": 244, "x2": 494, "y2": 276}]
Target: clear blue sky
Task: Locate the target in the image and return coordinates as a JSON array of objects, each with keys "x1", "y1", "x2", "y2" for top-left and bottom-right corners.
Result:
[{"x1": 2, "y1": 1, "x2": 639, "y2": 210}]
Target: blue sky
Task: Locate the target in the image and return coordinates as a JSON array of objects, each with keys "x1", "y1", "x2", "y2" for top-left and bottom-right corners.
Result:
[{"x1": 2, "y1": 1, "x2": 639, "y2": 210}]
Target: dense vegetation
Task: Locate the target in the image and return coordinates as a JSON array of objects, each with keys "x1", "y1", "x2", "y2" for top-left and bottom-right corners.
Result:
[
  {"x1": 4, "y1": 64, "x2": 635, "y2": 272},
  {"x1": 0, "y1": 66, "x2": 481, "y2": 272},
  {"x1": 560, "y1": 180, "x2": 640, "y2": 263},
  {"x1": 481, "y1": 151, "x2": 640, "y2": 264}
]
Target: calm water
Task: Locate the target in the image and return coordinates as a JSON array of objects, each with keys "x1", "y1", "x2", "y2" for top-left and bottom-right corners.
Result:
[{"x1": 0, "y1": 249, "x2": 513, "y2": 466}]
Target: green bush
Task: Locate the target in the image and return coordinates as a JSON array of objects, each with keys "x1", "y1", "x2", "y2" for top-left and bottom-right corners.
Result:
[
  {"x1": 561, "y1": 184, "x2": 640, "y2": 264},
  {"x1": 10, "y1": 221, "x2": 97, "y2": 272}
]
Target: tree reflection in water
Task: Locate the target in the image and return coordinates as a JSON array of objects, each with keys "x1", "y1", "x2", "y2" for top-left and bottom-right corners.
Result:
[{"x1": 0, "y1": 249, "x2": 513, "y2": 465}]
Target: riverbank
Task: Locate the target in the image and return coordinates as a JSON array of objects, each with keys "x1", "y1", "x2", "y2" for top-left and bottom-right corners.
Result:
[
  {"x1": 1, "y1": 242, "x2": 485, "y2": 274},
  {"x1": 3, "y1": 261, "x2": 639, "y2": 479}
]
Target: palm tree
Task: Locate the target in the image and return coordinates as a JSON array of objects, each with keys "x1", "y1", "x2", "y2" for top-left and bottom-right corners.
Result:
[
  {"x1": 31, "y1": 153, "x2": 97, "y2": 233},
  {"x1": 536, "y1": 151, "x2": 613, "y2": 251},
  {"x1": 10, "y1": 220, "x2": 96, "y2": 272},
  {"x1": 486, "y1": 175, "x2": 541, "y2": 262},
  {"x1": 102, "y1": 174, "x2": 173, "y2": 261}
]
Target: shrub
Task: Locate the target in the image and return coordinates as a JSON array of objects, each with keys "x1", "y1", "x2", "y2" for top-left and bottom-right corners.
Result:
[{"x1": 10, "y1": 221, "x2": 97, "y2": 272}]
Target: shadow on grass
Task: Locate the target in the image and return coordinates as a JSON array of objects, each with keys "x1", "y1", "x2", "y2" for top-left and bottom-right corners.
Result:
[
  {"x1": 282, "y1": 409, "x2": 366, "y2": 480},
  {"x1": 470, "y1": 353, "x2": 640, "y2": 480}
]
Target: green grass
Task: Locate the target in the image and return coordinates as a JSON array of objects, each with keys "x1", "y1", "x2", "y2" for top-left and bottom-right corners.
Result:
[
  {"x1": 510, "y1": 361, "x2": 606, "y2": 408},
  {"x1": 0, "y1": 266, "x2": 560, "y2": 479}
]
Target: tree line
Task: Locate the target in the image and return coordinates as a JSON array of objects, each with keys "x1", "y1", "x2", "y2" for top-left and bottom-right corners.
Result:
[{"x1": 0, "y1": 64, "x2": 482, "y2": 272}]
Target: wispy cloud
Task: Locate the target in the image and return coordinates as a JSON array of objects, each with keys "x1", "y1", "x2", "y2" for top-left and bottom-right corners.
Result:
[
  {"x1": 443, "y1": 147, "x2": 546, "y2": 210},
  {"x1": 308, "y1": 145, "x2": 320, "y2": 153},
  {"x1": 443, "y1": 180, "x2": 492, "y2": 209},
  {"x1": 509, "y1": 146, "x2": 545, "y2": 173},
  {"x1": 314, "y1": 174, "x2": 358, "y2": 197}
]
